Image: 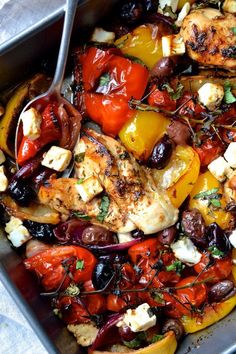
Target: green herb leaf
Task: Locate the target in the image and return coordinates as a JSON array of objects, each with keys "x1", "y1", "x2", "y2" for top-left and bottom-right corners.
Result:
[
  {"x1": 73, "y1": 211, "x2": 91, "y2": 221},
  {"x1": 152, "y1": 292, "x2": 165, "y2": 304},
  {"x1": 224, "y1": 81, "x2": 236, "y2": 104},
  {"x1": 193, "y1": 188, "x2": 219, "y2": 199},
  {"x1": 77, "y1": 178, "x2": 84, "y2": 185},
  {"x1": 75, "y1": 152, "x2": 85, "y2": 163},
  {"x1": 166, "y1": 260, "x2": 185, "y2": 274},
  {"x1": 98, "y1": 73, "x2": 110, "y2": 87},
  {"x1": 162, "y1": 82, "x2": 184, "y2": 100},
  {"x1": 208, "y1": 246, "x2": 225, "y2": 258},
  {"x1": 97, "y1": 195, "x2": 110, "y2": 222},
  {"x1": 150, "y1": 334, "x2": 164, "y2": 344},
  {"x1": 232, "y1": 27, "x2": 236, "y2": 35},
  {"x1": 123, "y1": 333, "x2": 146, "y2": 349},
  {"x1": 193, "y1": 188, "x2": 222, "y2": 209},
  {"x1": 210, "y1": 199, "x2": 221, "y2": 208},
  {"x1": 76, "y1": 259, "x2": 84, "y2": 270}
]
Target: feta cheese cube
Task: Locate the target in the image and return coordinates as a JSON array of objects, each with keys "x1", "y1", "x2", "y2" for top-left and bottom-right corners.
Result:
[
  {"x1": 224, "y1": 142, "x2": 236, "y2": 168},
  {"x1": 120, "y1": 303, "x2": 156, "y2": 333},
  {"x1": 162, "y1": 35, "x2": 185, "y2": 57},
  {"x1": 159, "y1": 0, "x2": 179, "y2": 12},
  {"x1": 76, "y1": 176, "x2": 103, "y2": 202},
  {"x1": 7, "y1": 225, "x2": 31, "y2": 248},
  {"x1": 229, "y1": 230, "x2": 236, "y2": 249},
  {"x1": 208, "y1": 156, "x2": 232, "y2": 182},
  {"x1": 0, "y1": 165, "x2": 8, "y2": 192},
  {"x1": 42, "y1": 146, "x2": 72, "y2": 172},
  {"x1": 5, "y1": 216, "x2": 23, "y2": 234},
  {"x1": 0, "y1": 149, "x2": 6, "y2": 165},
  {"x1": 21, "y1": 107, "x2": 42, "y2": 141},
  {"x1": 171, "y1": 237, "x2": 201, "y2": 265},
  {"x1": 91, "y1": 27, "x2": 115, "y2": 44},
  {"x1": 197, "y1": 83, "x2": 224, "y2": 111},
  {"x1": 175, "y1": 2, "x2": 191, "y2": 27},
  {"x1": 67, "y1": 323, "x2": 99, "y2": 347},
  {"x1": 223, "y1": 0, "x2": 236, "y2": 13},
  {"x1": 117, "y1": 232, "x2": 134, "y2": 244}
]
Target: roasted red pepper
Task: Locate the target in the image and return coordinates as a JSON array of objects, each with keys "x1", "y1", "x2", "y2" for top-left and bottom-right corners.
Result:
[{"x1": 17, "y1": 102, "x2": 61, "y2": 165}]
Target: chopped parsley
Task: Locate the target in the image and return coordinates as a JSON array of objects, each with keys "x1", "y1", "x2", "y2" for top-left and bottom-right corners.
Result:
[
  {"x1": 193, "y1": 187, "x2": 222, "y2": 209},
  {"x1": 232, "y1": 27, "x2": 236, "y2": 35},
  {"x1": 73, "y1": 211, "x2": 91, "y2": 221},
  {"x1": 97, "y1": 195, "x2": 110, "y2": 222},
  {"x1": 150, "y1": 334, "x2": 164, "y2": 344},
  {"x1": 77, "y1": 178, "x2": 84, "y2": 185},
  {"x1": 208, "y1": 246, "x2": 225, "y2": 258},
  {"x1": 166, "y1": 260, "x2": 185, "y2": 274},
  {"x1": 224, "y1": 81, "x2": 236, "y2": 104},
  {"x1": 75, "y1": 152, "x2": 85, "y2": 163},
  {"x1": 124, "y1": 54, "x2": 146, "y2": 66},
  {"x1": 123, "y1": 333, "x2": 146, "y2": 349},
  {"x1": 76, "y1": 259, "x2": 85, "y2": 270},
  {"x1": 98, "y1": 73, "x2": 110, "y2": 87},
  {"x1": 162, "y1": 82, "x2": 184, "y2": 100}
]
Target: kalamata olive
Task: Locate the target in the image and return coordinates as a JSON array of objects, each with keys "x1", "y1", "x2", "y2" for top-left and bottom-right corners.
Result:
[
  {"x1": 208, "y1": 280, "x2": 235, "y2": 303},
  {"x1": 120, "y1": 1, "x2": 143, "y2": 23},
  {"x1": 174, "y1": 56, "x2": 199, "y2": 76},
  {"x1": 8, "y1": 179, "x2": 36, "y2": 206},
  {"x1": 119, "y1": 326, "x2": 136, "y2": 342},
  {"x1": 150, "y1": 57, "x2": 175, "y2": 79},
  {"x1": 23, "y1": 220, "x2": 55, "y2": 243},
  {"x1": 162, "y1": 319, "x2": 184, "y2": 341},
  {"x1": 167, "y1": 121, "x2": 191, "y2": 146},
  {"x1": 92, "y1": 261, "x2": 115, "y2": 290},
  {"x1": 206, "y1": 223, "x2": 231, "y2": 257},
  {"x1": 81, "y1": 226, "x2": 117, "y2": 246},
  {"x1": 181, "y1": 209, "x2": 207, "y2": 248},
  {"x1": 225, "y1": 202, "x2": 236, "y2": 213},
  {"x1": 147, "y1": 135, "x2": 173, "y2": 169},
  {"x1": 142, "y1": 0, "x2": 158, "y2": 12},
  {"x1": 157, "y1": 226, "x2": 177, "y2": 245},
  {"x1": 131, "y1": 229, "x2": 144, "y2": 238}
]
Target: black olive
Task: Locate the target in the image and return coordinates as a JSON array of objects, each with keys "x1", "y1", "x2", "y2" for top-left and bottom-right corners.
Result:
[
  {"x1": 81, "y1": 225, "x2": 117, "y2": 246},
  {"x1": 92, "y1": 261, "x2": 115, "y2": 290},
  {"x1": 120, "y1": 1, "x2": 143, "y2": 24},
  {"x1": 142, "y1": 0, "x2": 158, "y2": 12},
  {"x1": 23, "y1": 220, "x2": 55, "y2": 243},
  {"x1": 206, "y1": 223, "x2": 231, "y2": 257},
  {"x1": 119, "y1": 326, "x2": 136, "y2": 342},
  {"x1": 157, "y1": 226, "x2": 177, "y2": 245},
  {"x1": 162, "y1": 319, "x2": 185, "y2": 341},
  {"x1": 8, "y1": 179, "x2": 36, "y2": 206},
  {"x1": 131, "y1": 229, "x2": 144, "y2": 238},
  {"x1": 208, "y1": 280, "x2": 235, "y2": 303},
  {"x1": 147, "y1": 135, "x2": 173, "y2": 169},
  {"x1": 181, "y1": 209, "x2": 207, "y2": 248},
  {"x1": 174, "y1": 57, "x2": 199, "y2": 76},
  {"x1": 150, "y1": 57, "x2": 175, "y2": 79}
]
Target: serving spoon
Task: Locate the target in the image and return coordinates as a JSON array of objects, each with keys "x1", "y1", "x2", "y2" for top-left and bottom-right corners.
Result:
[{"x1": 15, "y1": 0, "x2": 81, "y2": 175}]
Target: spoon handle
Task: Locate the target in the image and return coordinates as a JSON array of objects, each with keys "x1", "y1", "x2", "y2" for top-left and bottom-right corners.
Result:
[{"x1": 49, "y1": 0, "x2": 78, "y2": 94}]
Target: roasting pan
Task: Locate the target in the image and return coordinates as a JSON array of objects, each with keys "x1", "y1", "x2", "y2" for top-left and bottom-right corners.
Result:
[{"x1": 0, "y1": 1, "x2": 236, "y2": 353}]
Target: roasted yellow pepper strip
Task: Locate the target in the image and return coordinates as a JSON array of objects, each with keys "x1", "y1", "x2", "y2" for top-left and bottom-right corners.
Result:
[
  {"x1": 119, "y1": 110, "x2": 170, "y2": 160},
  {"x1": 91, "y1": 331, "x2": 177, "y2": 354},
  {"x1": 0, "y1": 74, "x2": 50, "y2": 157},
  {"x1": 181, "y1": 295, "x2": 236, "y2": 333},
  {"x1": 152, "y1": 146, "x2": 200, "y2": 208},
  {"x1": 115, "y1": 25, "x2": 163, "y2": 69},
  {"x1": 189, "y1": 171, "x2": 232, "y2": 229}
]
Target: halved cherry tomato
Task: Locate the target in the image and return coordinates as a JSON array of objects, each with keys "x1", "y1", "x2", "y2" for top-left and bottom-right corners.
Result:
[
  {"x1": 128, "y1": 238, "x2": 160, "y2": 264},
  {"x1": 17, "y1": 102, "x2": 61, "y2": 165},
  {"x1": 194, "y1": 253, "x2": 232, "y2": 282},
  {"x1": 176, "y1": 276, "x2": 207, "y2": 307},
  {"x1": 148, "y1": 85, "x2": 176, "y2": 111}
]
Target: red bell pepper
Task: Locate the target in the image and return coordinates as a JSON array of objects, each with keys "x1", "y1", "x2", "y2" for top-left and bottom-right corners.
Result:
[{"x1": 17, "y1": 102, "x2": 61, "y2": 165}]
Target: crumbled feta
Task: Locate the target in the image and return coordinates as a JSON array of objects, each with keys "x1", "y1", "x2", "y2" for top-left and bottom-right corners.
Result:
[
  {"x1": 224, "y1": 142, "x2": 236, "y2": 168},
  {"x1": 0, "y1": 165, "x2": 8, "y2": 192},
  {"x1": 21, "y1": 107, "x2": 42, "y2": 140},
  {"x1": 76, "y1": 176, "x2": 103, "y2": 202},
  {"x1": 41, "y1": 146, "x2": 72, "y2": 172},
  {"x1": 208, "y1": 156, "x2": 233, "y2": 182},
  {"x1": 175, "y1": 2, "x2": 191, "y2": 27},
  {"x1": 229, "y1": 230, "x2": 236, "y2": 249},
  {"x1": 91, "y1": 27, "x2": 115, "y2": 43},
  {"x1": 67, "y1": 322, "x2": 99, "y2": 347},
  {"x1": 7, "y1": 225, "x2": 31, "y2": 248},
  {"x1": 159, "y1": 0, "x2": 179, "y2": 12},
  {"x1": 197, "y1": 83, "x2": 224, "y2": 111},
  {"x1": 223, "y1": 0, "x2": 236, "y2": 13},
  {"x1": 118, "y1": 303, "x2": 156, "y2": 333},
  {"x1": 0, "y1": 150, "x2": 6, "y2": 165},
  {"x1": 117, "y1": 232, "x2": 134, "y2": 244},
  {"x1": 162, "y1": 35, "x2": 185, "y2": 57},
  {"x1": 171, "y1": 237, "x2": 201, "y2": 265},
  {"x1": 5, "y1": 216, "x2": 23, "y2": 234}
]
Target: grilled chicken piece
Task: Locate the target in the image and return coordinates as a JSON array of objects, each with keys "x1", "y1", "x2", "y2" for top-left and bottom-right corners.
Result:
[
  {"x1": 180, "y1": 8, "x2": 236, "y2": 69},
  {"x1": 39, "y1": 130, "x2": 178, "y2": 234}
]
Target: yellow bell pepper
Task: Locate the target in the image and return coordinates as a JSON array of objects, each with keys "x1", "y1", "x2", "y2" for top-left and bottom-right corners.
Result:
[
  {"x1": 119, "y1": 110, "x2": 170, "y2": 160},
  {"x1": 153, "y1": 146, "x2": 200, "y2": 208},
  {"x1": 0, "y1": 74, "x2": 50, "y2": 157},
  {"x1": 177, "y1": 0, "x2": 196, "y2": 10},
  {"x1": 115, "y1": 25, "x2": 163, "y2": 69},
  {"x1": 181, "y1": 295, "x2": 236, "y2": 333},
  {"x1": 91, "y1": 331, "x2": 177, "y2": 354},
  {"x1": 189, "y1": 171, "x2": 232, "y2": 230}
]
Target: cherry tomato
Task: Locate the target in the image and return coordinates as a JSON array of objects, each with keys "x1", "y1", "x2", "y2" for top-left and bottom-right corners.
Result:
[
  {"x1": 194, "y1": 253, "x2": 232, "y2": 282},
  {"x1": 128, "y1": 238, "x2": 160, "y2": 264},
  {"x1": 178, "y1": 93, "x2": 205, "y2": 118},
  {"x1": 194, "y1": 138, "x2": 224, "y2": 166},
  {"x1": 176, "y1": 276, "x2": 207, "y2": 308},
  {"x1": 83, "y1": 280, "x2": 106, "y2": 315},
  {"x1": 148, "y1": 85, "x2": 176, "y2": 111},
  {"x1": 107, "y1": 294, "x2": 127, "y2": 312},
  {"x1": 56, "y1": 296, "x2": 90, "y2": 324}
]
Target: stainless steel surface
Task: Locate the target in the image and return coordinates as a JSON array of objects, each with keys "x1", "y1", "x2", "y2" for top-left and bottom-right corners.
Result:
[{"x1": 0, "y1": 1, "x2": 236, "y2": 353}]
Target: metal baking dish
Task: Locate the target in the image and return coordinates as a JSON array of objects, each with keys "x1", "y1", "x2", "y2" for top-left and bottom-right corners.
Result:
[{"x1": 0, "y1": 1, "x2": 236, "y2": 353}]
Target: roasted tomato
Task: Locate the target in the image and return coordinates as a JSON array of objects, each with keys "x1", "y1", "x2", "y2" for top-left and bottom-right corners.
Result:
[{"x1": 194, "y1": 253, "x2": 232, "y2": 282}]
